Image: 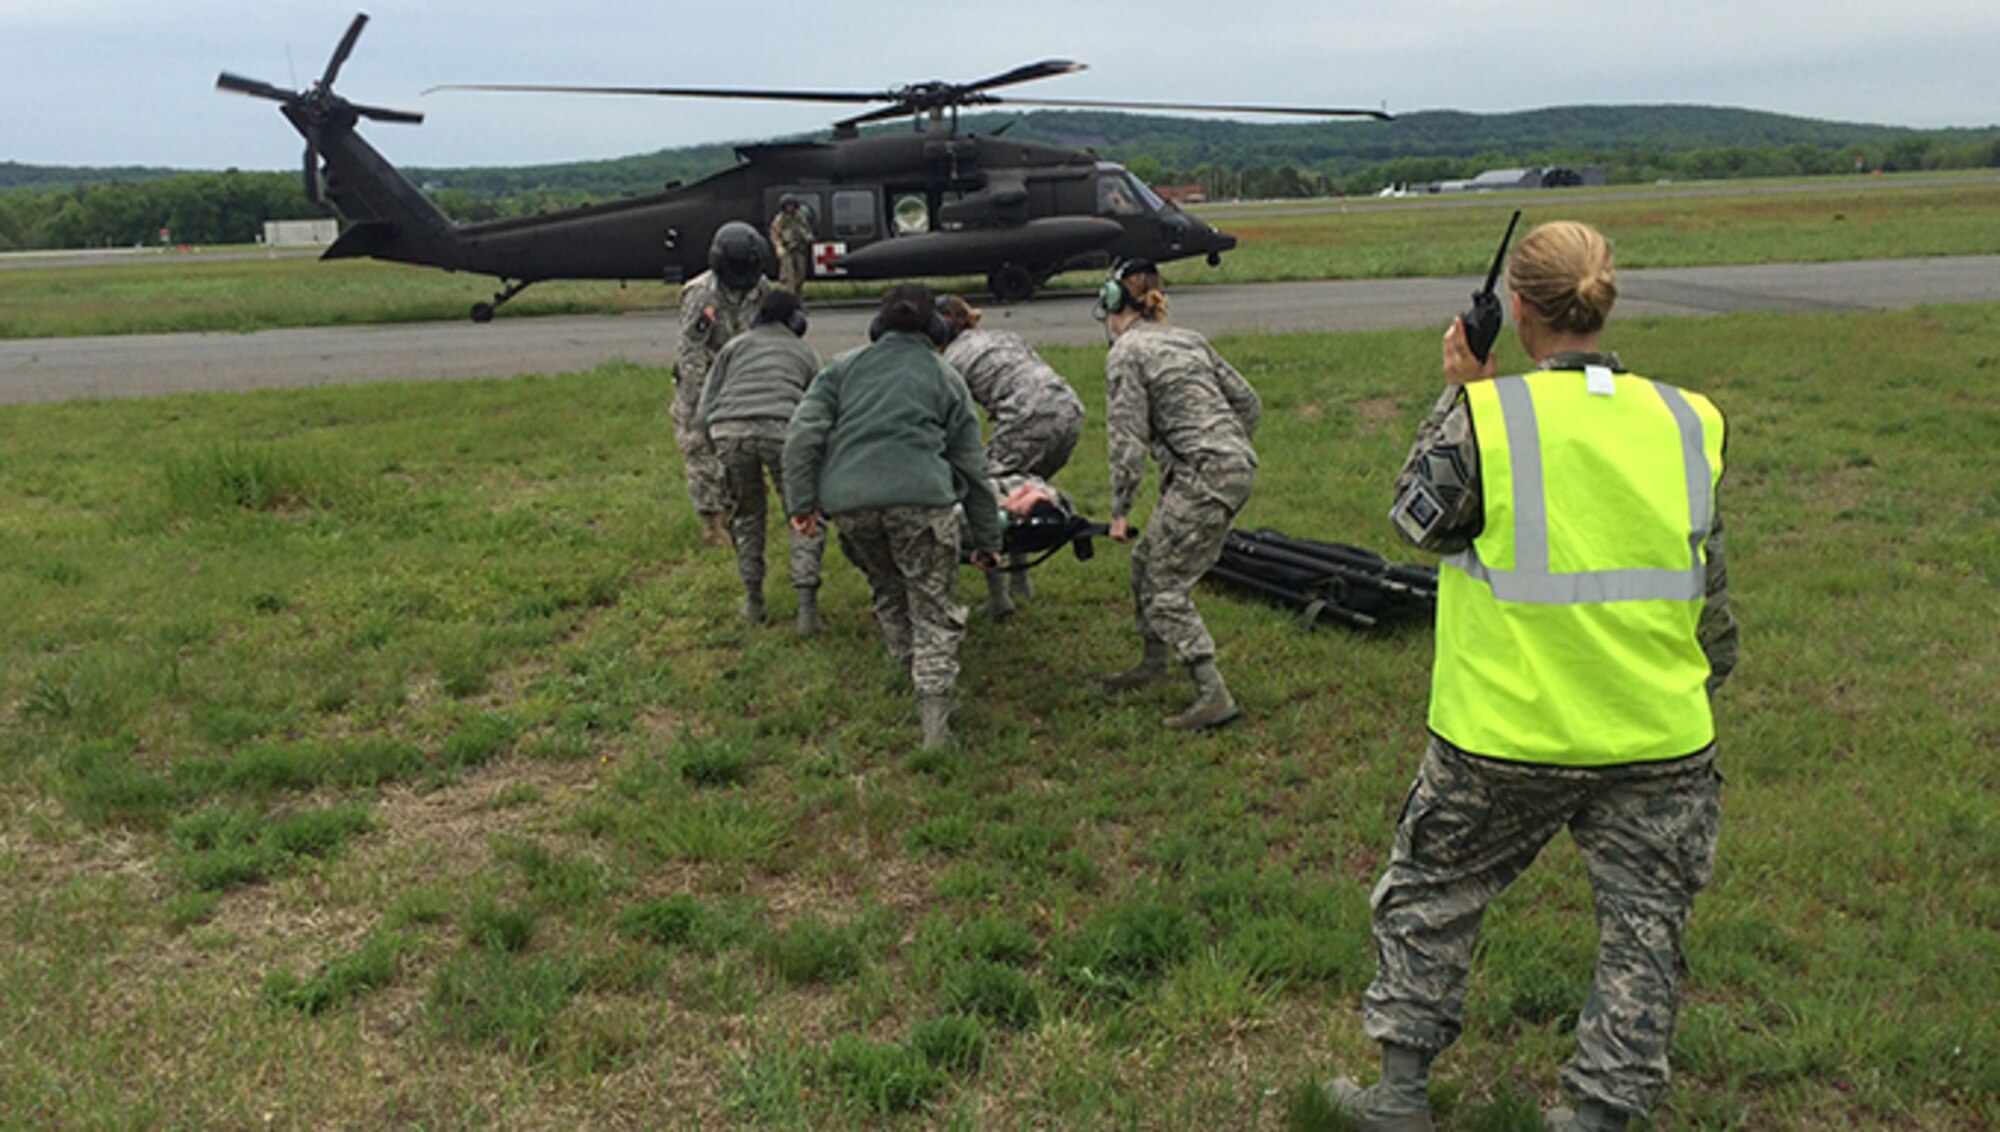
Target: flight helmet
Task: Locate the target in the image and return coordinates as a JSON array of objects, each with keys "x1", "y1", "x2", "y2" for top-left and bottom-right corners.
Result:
[{"x1": 708, "y1": 221, "x2": 773, "y2": 291}]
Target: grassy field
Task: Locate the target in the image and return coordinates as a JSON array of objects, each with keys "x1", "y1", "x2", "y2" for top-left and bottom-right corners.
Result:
[
  {"x1": 4, "y1": 174, "x2": 1998, "y2": 339},
  {"x1": 1, "y1": 305, "x2": 1994, "y2": 1129}
]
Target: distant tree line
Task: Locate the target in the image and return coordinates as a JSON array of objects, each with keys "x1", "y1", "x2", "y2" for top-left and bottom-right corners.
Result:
[
  {"x1": 1131, "y1": 132, "x2": 2000, "y2": 201},
  {"x1": 3, "y1": 109, "x2": 1997, "y2": 251},
  {"x1": 0, "y1": 170, "x2": 607, "y2": 251},
  {"x1": 0, "y1": 171, "x2": 309, "y2": 250}
]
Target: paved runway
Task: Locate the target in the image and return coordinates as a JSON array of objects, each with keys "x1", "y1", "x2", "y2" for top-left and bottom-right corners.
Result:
[{"x1": 3, "y1": 256, "x2": 1997, "y2": 405}]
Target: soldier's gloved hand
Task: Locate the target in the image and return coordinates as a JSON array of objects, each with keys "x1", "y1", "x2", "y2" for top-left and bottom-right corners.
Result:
[{"x1": 970, "y1": 549, "x2": 1002, "y2": 574}]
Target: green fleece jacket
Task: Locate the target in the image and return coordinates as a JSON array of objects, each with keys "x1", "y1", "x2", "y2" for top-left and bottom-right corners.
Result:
[{"x1": 783, "y1": 332, "x2": 1001, "y2": 553}]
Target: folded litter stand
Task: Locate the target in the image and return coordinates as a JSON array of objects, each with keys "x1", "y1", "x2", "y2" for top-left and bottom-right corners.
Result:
[{"x1": 1207, "y1": 527, "x2": 1437, "y2": 629}]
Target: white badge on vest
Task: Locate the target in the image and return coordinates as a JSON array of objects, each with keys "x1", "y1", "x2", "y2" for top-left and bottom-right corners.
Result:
[{"x1": 1585, "y1": 364, "x2": 1616, "y2": 397}]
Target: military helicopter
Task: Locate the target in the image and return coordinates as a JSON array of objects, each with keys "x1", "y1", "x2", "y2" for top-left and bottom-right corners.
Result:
[{"x1": 218, "y1": 13, "x2": 1390, "y2": 322}]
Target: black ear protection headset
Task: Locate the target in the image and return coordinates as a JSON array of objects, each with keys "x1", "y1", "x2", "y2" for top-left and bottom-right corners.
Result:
[
  {"x1": 753, "y1": 306, "x2": 810, "y2": 337},
  {"x1": 867, "y1": 298, "x2": 953, "y2": 348}
]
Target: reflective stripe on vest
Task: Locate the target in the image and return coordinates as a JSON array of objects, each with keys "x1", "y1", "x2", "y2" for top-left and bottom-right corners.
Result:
[
  {"x1": 1442, "y1": 377, "x2": 1714, "y2": 603},
  {"x1": 1429, "y1": 370, "x2": 1724, "y2": 765}
]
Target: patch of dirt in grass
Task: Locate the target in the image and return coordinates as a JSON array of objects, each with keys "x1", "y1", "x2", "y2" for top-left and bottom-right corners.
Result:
[
  {"x1": 1347, "y1": 396, "x2": 1406, "y2": 437},
  {"x1": 153, "y1": 755, "x2": 610, "y2": 981},
  {"x1": 0, "y1": 794, "x2": 162, "y2": 898}
]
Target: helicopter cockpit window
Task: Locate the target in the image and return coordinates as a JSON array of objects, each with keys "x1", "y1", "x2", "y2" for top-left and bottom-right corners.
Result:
[
  {"x1": 1097, "y1": 175, "x2": 1143, "y2": 217},
  {"x1": 1126, "y1": 173, "x2": 1168, "y2": 212},
  {"x1": 831, "y1": 190, "x2": 876, "y2": 240},
  {"x1": 891, "y1": 194, "x2": 930, "y2": 236}
]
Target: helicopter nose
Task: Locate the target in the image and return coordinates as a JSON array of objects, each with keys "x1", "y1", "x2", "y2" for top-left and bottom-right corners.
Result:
[{"x1": 1189, "y1": 217, "x2": 1236, "y2": 253}]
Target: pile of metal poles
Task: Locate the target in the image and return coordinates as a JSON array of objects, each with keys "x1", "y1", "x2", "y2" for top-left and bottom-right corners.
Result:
[{"x1": 1206, "y1": 527, "x2": 1438, "y2": 629}]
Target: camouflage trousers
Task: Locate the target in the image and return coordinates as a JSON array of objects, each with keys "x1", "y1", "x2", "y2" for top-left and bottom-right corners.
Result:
[
  {"x1": 670, "y1": 374, "x2": 730, "y2": 517},
  {"x1": 1130, "y1": 461, "x2": 1253, "y2": 663},
  {"x1": 988, "y1": 402, "x2": 1084, "y2": 482},
  {"x1": 714, "y1": 431, "x2": 826, "y2": 590},
  {"x1": 833, "y1": 506, "x2": 966, "y2": 697},
  {"x1": 1363, "y1": 736, "x2": 1723, "y2": 1117},
  {"x1": 777, "y1": 248, "x2": 810, "y2": 295}
]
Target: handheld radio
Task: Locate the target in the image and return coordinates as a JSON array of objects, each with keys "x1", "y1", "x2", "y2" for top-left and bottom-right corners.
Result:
[{"x1": 1459, "y1": 209, "x2": 1522, "y2": 363}]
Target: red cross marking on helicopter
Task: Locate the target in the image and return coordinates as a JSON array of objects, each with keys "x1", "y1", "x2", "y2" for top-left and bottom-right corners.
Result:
[{"x1": 812, "y1": 242, "x2": 848, "y2": 277}]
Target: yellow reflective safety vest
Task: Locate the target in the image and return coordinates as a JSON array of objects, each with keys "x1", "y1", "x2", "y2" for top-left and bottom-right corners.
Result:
[{"x1": 1429, "y1": 365, "x2": 1725, "y2": 765}]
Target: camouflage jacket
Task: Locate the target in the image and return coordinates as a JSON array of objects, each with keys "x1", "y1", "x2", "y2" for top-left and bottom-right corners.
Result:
[
  {"x1": 697, "y1": 322, "x2": 821, "y2": 436},
  {"x1": 769, "y1": 210, "x2": 814, "y2": 254},
  {"x1": 1389, "y1": 366, "x2": 1739, "y2": 691},
  {"x1": 676, "y1": 270, "x2": 772, "y2": 387},
  {"x1": 1105, "y1": 321, "x2": 1260, "y2": 520},
  {"x1": 943, "y1": 328, "x2": 1085, "y2": 432}
]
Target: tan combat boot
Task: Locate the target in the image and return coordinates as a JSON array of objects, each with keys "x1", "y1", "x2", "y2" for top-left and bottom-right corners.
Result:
[
  {"x1": 1322, "y1": 1045, "x2": 1434, "y2": 1132},
  {"x1": 983, "y1": 570, "x2": 1015, "y2": 621},
  {"x1": 1163, "y1": 658, "x2": 1242, "y2": 730},
  {"x1": 795, "y1": 586, "x2": 823, "y2": 637},
  {"x1": 1007, "y1": 554, "x2": 1033, "y2": 599},
  {"x1": 917, "y1": 694, "x2": 957, "y2": 751},
  {"x1": 1102, "y1": 637, "x2": 1173, "y2": 692},
  {"x1": 1543, "y1": 1100, "x2": 1632, "y2": 1132}
]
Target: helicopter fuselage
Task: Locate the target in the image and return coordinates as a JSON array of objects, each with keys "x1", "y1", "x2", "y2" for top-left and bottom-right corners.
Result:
[{"x1": 310, "y1": 118, "x2": 1234, "y2": 310}]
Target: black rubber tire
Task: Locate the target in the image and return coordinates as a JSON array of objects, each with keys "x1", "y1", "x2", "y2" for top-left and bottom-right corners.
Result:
[{"x1": 987, "y1": 264, "x2": 1035, "y2": 304}]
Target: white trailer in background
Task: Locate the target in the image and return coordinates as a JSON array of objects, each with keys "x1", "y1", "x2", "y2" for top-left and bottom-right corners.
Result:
[{"x1": 262, "y1": 219, "x2": 339, "y2": 247}]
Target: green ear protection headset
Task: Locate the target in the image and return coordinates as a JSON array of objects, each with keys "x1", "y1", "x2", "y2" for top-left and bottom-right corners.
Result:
[{"x1": 1098, "y1": 258, "x2": 1158, "y2": 316}]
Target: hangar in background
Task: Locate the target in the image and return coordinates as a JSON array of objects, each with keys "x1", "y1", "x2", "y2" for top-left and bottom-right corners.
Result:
[{"x1": 1379, "y1": 166, "x2": 1608, "y2": 197}]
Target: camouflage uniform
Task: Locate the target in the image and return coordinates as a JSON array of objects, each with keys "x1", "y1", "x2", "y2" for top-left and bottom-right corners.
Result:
[
  {"x1": 784, "y1": 331, "x2": 1000, "y2": 700},
  {"x1": 943, "y1": 327, "x2": 1086, "y2": 480},
  {"x1": 768, "y1": 207, "x2": 815, "y2": 295},
  {"x1": 1365, "y1": 738, "x2": 1722, "y2": 1116},
  {"x1": 1106, "y1": 320, "x2": 1260, "y2": 663},
  {"x1": 673, "y1": 269, "x2": 772, "y2": 518},
  {"x1": 700, "y1": 322, "x2": 827, "y2": 592},
  {"x1": 833, "y1": 506, "x2": 967, "y2": 696},
  {"x1": 1366, "y1": 354, "x2": 1739, "y2": 1120},
  {"x1": 713, "y1": 432, "x2": 825, "y2": 588}
]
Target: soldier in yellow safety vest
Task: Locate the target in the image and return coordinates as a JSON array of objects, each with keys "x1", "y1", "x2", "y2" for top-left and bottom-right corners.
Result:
[{"x1": 1328, "y1": 221, "x2": 1739, "y2": 1132}]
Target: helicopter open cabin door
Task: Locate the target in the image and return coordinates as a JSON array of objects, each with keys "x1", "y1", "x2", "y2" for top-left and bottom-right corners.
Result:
[{"x1": 776, "y1": 185, "x2": 883, "y2": 280}]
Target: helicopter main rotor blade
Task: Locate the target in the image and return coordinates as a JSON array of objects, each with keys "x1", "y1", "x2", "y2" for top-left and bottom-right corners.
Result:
[
  {"x1": 831, "y1": 104, "x2": 926, "y2": 131},
  {"x1": 303, "y1": 143, "x2": 322, "y2": 204},
  {"x1": 993, "y1": 95, "x2": 1393, "y2": 120},
  {"x1": 216, "y1": 71, "x2": 295, "y2": 102},
  {"x1": 321, "y1": 12, "x2": 369, "y2": 89},
  {"x1": 957, "y1": 59, "x2": 1085, "y2": 96},
  {"x1": 424, "y1": 82, "x2": 888, "y2": 104},
  {"x1": 352, "y1": 102, "x2": 425, "y2": 125}
]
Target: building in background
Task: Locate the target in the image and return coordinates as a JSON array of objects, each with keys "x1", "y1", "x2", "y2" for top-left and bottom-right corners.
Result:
[{"x1": 262, "y1": 219, "x2": 339, "y2": 247}]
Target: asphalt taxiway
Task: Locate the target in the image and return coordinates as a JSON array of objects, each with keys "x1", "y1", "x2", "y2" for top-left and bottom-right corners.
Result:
[{"x1": 3, "y1": 256, "x2": 1997, "y2": 405}]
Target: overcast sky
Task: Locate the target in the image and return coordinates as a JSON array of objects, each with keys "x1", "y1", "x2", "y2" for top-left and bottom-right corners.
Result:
[{"x1": 5, "y1": 1, "x2": 1998, "y2": 171}]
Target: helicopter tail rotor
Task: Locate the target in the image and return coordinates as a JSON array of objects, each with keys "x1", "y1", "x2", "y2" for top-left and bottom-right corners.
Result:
[
  {"x1": 320, "y1": 11, "x2": 369, "y2": 89},
  {"x1": 215, "y1": 12, "x2": 423, "y2": 203}
]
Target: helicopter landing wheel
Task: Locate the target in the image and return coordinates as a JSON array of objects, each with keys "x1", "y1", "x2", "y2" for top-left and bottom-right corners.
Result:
[
  {"x1": 987, "y1": 263, "x2": 1036, "y2": 304},
  {"x1": 470, "y1": 279, "x2": 536, "y2": 323}
]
